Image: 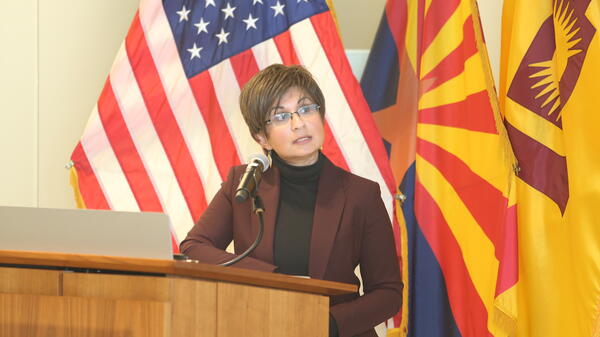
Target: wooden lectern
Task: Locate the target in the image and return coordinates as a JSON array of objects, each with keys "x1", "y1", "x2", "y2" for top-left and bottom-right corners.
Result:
[{"x1": 0, "y1": 250, "x2": 356, "y2": 337}]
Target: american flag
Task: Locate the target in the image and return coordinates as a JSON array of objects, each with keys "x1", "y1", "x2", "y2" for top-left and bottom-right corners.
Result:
[{"x1": 70, "y1": 0, "x2": 397, "y2": 265}]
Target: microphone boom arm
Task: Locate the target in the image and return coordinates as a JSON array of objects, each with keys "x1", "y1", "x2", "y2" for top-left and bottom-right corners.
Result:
[{"x1": 219, "y1": 195, "x2": 265, "y2": 267}]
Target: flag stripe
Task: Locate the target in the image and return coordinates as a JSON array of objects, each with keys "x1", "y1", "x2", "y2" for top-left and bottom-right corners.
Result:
[
  {"x1": 421, "y1": 0, "x2": 468, "y2": 78},
  {"x1": 416, "y1": 151, "x2": 499, "y2": 331},
  {"x1": 421, "y1": 15, "x2": 478, "y2": 91},
  {"x1": 417, "y1": 138, "x2": 507, "y2": 257},
  {"x1": 189, "y1": 72, "x2": 241, "y2": 180},
  {"x1": 71, "y1": 143, "x2": 110, "y2": 210},
  {"x1": 495, "y1": 204, "x2": 517, "y2": 295},
  {"x1": 307, "y1": 13, "x2": 396, "y2": 203},
  {"x1": 503, "y1": 98, "x2": 565, "y2": 156},
  {"x1": 97, "y1": 80, "x2": 163, "y2": 212},
  {"x1": 109, "y1": 44, "x2": 194, "y2": 241},
  {"x1": 273, "y1": 30, "x2": 302, "y2": 65},
  {"x1": 417, "y1": 123, "x2": 510, "y2": 194},
  {"x1": 419, "y1": 90, "x2": 498, "y2": 133},
  {"x1": 422, "y1": 0, "x2": 461, "y2": 52},
  {"x1": 322, "y1": 121, "x2": 350, "y2": 171},
  {"x1": 209, "y1": 60, "x2": 264, "y2": 161},
  {"x1": 251, "y1": 39, "x2": 284, "y2": 70},
  {"x1": 419, "y1": 53, "x2": 486, "y2": 110},
  {"x1": 140, "y1": 0, "x2": 223, "y2": 199},
  {"x1": 126, "y1": 14, "x2": 207, "y2": 222},
  {"x1": 415, "y1": 179, "x2": 491, "y2": 337},
  {"x1": 230, "y1": 49, "x2": 261, "y2": 88},
  {"x1": 80, "y1": 107, "x2": 138, "y2": 212}
]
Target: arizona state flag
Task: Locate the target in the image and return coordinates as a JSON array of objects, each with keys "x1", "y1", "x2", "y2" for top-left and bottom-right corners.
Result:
[
  {"x1": 362, "y1": 0, "x2": 518, "y2": 336},
  {"x1": 501, "y1": 0, "x2": 600, "y2": 336}
]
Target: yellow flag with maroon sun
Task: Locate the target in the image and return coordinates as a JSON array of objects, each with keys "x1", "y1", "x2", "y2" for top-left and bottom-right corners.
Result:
[{"x1": 501, "y1": 0, "x2": 600, "y2": 336}]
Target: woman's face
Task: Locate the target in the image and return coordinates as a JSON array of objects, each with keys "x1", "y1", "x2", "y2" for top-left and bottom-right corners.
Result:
[{"x1": 256, "y1": 86, "x2": 324, "y2": 166}]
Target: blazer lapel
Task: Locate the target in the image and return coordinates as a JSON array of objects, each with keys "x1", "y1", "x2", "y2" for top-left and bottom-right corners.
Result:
[
  {"x1": 309, "y1": 159, "x2": 346, "y2": 279},
  {"x1": 251, "y1": 165, "x2": 280, "y2": 264}
]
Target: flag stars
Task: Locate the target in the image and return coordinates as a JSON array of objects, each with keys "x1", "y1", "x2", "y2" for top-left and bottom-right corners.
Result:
[
  {"x1": 221, "y1": 3, "x2": 236, "y2": 20},
  {"x1": 205, "y1": 0, "x2": 216, "y2": 8},
  {"x1": 194, "y1": 18, "x2": 210, "y2": 34},
  {"x1": 271, "y1": 1, "x2": 285, "y2": 17},
  {"x1": 176, "y1": 5, "x2": 191, "y2": 22},
  {"x1": 253, "y1": 0, "x2": 263, "y2": 4},
  {"x1": 243, "y1": 13, "x2": 259, "y2": 30},
  {"x1": 215, "y1": 28, "x2": 230, "y2": 45},
  {"x1": 187, "y1": 43, "x2": 203, "y2": 60}
]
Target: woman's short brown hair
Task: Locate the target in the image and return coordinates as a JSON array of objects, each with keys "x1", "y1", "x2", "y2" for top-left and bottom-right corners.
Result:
[{"x1": 239, "y1": 64, "x2": 325, "y2": 138}]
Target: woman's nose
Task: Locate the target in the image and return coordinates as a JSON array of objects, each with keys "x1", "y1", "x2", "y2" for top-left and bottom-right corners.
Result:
[{"x1": 290, "y1": 112, "x2": 305, "y2": 129}]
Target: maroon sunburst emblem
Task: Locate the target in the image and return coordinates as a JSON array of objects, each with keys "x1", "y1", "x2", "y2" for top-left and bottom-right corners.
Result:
[{"x1": 506, "y1": 0, "x2": 595, "y2": 214}]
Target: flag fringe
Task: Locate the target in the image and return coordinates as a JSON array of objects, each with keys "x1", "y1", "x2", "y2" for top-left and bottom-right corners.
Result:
[
  {"x1": 387, "y1": 327, "x2": 404, "y2": 337},
  {"x1": 325, "y1": 0, "x2": 340, "y2": 33},
  {"x1": 69, "y1": 166, "x2": 87, "y2": 209},
  {"x1": 471, "y1": 1, "x2": 519, "y2": 335},
  {"x1": 470, "y1": 0, "x2": 518, "y2": 191},
  {"x1": 594, "y1": 295, "x2": 600, "y2": 337},
  {"x1": 396, "y1": 197, "x2": 409, "y2": 337}
]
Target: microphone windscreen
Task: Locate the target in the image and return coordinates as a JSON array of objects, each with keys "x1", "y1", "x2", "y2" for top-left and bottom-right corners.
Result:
[{"x1": 248, "y1": 153, "x2": 270, "y2": 172}]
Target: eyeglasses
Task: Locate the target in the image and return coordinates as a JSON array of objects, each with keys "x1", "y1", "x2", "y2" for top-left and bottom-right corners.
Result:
[{"x1": 265, "y1": 104, "x2": 320, "y2": 126}]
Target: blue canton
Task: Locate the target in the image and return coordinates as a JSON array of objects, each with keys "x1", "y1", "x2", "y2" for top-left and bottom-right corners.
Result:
[{"x1": 164, "y1": 0, "x2": 330, "y2": 78}]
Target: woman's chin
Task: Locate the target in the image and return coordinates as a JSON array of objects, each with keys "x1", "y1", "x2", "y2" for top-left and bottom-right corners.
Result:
[{"x1": 282, "y1": 150, "x2": 319, "y2": 166}]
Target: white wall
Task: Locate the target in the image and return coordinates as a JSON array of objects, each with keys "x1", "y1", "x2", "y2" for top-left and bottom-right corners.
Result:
[
  {"x1": 478, "y1": 0, "x2": 503, "y2": 88},
  {"x1": 0, "y1": 0, "x2": 503, "y2": 210},
  {"x1": 0, "y1": 1, "x2": 38, "y2": 207},
  {"x1": 0, "y1": 1, "x2": 139, "y2": 208}
]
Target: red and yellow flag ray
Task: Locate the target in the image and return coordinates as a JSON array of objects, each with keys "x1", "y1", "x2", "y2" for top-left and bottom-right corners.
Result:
[
  {"x1": 415, "y1": 1, "x2": 518, "y2": 335},
  {"x1": 362, "y1": 0, "x2": 518, "y2": 336},
  {"x1": 501, "y1": 0, "x2": 600, "y2": 336}
]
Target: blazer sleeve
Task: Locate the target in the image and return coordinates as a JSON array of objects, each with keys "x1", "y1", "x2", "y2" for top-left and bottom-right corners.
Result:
[
  {"x1": 330, "y1": 182, "x2": 403, "y2": 337},
  {"x1": 179, "y1": 167, "x2": 277, "y2": 272}
]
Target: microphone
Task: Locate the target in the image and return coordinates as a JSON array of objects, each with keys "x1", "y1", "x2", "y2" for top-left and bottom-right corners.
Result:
[
  {"x1": 234, "y1": 153, "x2": 270, "y2": 203},
  {"x1": 221, "y1": 154, "x2": 269, "y2": 267}
]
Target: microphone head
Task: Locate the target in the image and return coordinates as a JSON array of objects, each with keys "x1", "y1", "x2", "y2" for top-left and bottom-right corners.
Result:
[{"x1": 248, "y1": 153, "x2": 270, "y2": 172}]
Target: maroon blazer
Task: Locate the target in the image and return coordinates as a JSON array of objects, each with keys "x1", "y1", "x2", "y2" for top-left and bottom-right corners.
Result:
[{"x1": 180, "y1": 157, "x2": 402, "y2": 337}]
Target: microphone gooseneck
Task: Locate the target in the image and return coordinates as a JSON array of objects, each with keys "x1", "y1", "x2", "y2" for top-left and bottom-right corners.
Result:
[{"x1": 219, "y1": 195, "x2": 265, "y2": 267}]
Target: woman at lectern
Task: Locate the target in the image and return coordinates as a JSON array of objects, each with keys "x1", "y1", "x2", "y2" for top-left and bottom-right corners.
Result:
[{"x1": 180, "y1": 64, "x2": 402, "y2": 337}]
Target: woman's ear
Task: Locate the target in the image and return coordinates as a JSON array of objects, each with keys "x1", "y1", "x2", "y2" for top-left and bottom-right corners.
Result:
[{"x1": 254, "y1": 132, "x2": 272, "y2": 151}]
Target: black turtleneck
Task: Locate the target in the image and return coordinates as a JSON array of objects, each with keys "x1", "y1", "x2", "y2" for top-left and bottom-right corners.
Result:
[
  {"x1": 271, "y1": 152, "x2": 339, "y2": 337},
  {"x1": 271, "y1": 151, "x2": 324, "y2": 276}
]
